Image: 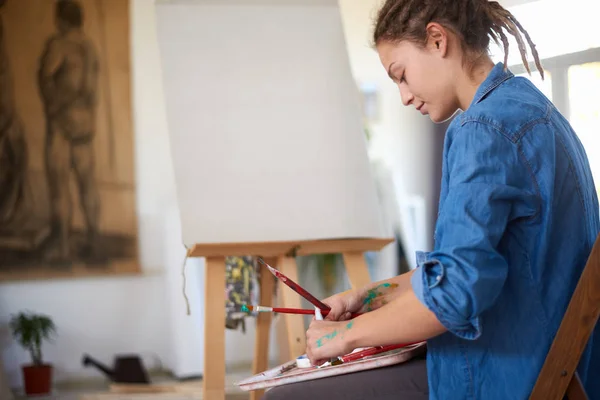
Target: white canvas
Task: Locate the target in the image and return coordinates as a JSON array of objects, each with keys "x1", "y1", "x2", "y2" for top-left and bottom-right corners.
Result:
[{"x1": 155, "y1": 0, "x2": 387, "y2": 247}]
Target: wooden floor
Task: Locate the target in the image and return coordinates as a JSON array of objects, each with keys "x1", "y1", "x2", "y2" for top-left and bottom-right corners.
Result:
[
  {"x1": 16, "y1": 393, "x2": 250, "y2": 400},
  {"x1": 12, "y1": 369, "x2": 254, "y2": 400}
]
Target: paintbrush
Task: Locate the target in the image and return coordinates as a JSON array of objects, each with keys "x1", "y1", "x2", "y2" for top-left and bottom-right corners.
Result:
[
  {"x1": 257, "y1": 258, "x2": 331, "y2": 311},
  {"x1": 331, "y1": 342, "x2": 423, "y2": 365},
  {"x1": 242, "y1": 304, "x2": 362, "y2": 319}
]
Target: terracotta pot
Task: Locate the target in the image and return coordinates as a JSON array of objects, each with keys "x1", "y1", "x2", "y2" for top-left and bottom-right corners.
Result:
[{"x1": 22, "y1": 364, "x2": 52, "y2": 395}]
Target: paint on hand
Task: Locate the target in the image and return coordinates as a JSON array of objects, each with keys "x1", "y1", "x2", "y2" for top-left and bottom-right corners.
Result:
[
  {"x1": 316, "y1": 330, "x2": 339, "y2": 347},
  {"x1": 363, "y1": 283, "x2": 399, "y2": 311},
  {"x1": 315, "y1": 320, "x2": 355, "y2": 348}
]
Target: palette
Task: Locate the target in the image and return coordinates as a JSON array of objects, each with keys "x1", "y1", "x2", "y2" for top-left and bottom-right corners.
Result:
[{"x1": 236, "y1": 342, "x2": 426, "y2": 391}]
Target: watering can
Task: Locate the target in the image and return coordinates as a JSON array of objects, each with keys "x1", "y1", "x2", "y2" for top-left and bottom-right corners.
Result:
[{"x1": 82, "y1": 353, "x2": 150, "y2": 384}]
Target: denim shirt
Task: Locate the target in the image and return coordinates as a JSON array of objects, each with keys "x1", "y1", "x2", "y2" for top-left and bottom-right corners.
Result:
[{"x1": 411, "y1": 62, "x2": 600, "y2": 400}]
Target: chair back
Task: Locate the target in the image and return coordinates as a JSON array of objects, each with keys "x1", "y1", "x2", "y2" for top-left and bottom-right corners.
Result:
[{"x1": 529, "y1": 233, "x2": 600, "y2": 400}]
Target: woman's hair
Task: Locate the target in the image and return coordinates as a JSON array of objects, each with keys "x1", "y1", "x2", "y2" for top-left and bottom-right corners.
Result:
[{"x1": 373, "y1": 0, "x2": 543, "y2": 79}]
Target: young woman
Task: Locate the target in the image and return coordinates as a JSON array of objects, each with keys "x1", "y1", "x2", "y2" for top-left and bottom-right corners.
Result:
[{"x1": 264, "y1": 1, "x2": 600, "y2": 399}]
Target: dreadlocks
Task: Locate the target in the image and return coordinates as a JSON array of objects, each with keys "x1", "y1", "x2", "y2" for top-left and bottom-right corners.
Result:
[{"x1": 373, "y1": 0, "x2": 544, "y2": 79}]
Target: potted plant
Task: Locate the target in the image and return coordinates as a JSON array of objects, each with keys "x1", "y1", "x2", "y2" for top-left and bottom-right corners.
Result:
[{"x1": 9, "y1": 311, "x2": 56, "y2": 396}]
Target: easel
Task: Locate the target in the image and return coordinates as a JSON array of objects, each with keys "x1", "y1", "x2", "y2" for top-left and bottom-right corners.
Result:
[{"x1": 188, "y1": 237, "x2": 393, "y2": 400}]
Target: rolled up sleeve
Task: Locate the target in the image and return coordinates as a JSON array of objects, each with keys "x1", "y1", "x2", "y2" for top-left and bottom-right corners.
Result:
[{"x1": 411, "y1": 121, "x2": 537, "y2": 340}]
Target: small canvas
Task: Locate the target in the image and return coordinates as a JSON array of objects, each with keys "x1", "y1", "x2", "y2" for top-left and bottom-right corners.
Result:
[{"x1": 155, "y1": 0, "x2": 388, "y2": 247}]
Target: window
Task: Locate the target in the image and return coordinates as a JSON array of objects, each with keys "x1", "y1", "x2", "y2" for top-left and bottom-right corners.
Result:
[
  {"x1": 489, "y1": 0, "x2": 600, "y2": 66},
  {"x1": 568, "y1": 62, "x2": 600, "y2": 190}
]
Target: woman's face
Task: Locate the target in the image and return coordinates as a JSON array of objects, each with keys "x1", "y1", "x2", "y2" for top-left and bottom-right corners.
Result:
[{"x1": 376, "y1": 35, "x2": 460, "y2": 124}]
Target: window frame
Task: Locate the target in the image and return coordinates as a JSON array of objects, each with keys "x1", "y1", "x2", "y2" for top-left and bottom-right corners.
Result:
[{"x1": 507, "y1": 47, "x2": 600, "y2": 119}]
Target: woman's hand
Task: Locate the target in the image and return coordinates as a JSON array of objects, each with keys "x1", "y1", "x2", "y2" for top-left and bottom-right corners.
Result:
[
  {"x1": 305, "y1": 319, "x2": 356, "y2": 365},
  {"x1": 322, "y1": 290, "x2": 365, "y2": 321},
  {"x1": 323, "y1": 280, "x2": 403, "y2": 321}
]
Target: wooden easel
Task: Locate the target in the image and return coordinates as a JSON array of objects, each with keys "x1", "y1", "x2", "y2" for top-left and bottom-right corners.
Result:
[{"x1": 188, "y1": 237, "x2": 393, "y2": 400}]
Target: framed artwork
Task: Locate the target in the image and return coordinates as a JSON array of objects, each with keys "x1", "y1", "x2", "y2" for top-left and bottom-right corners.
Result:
[{"x1": 0, "y1": 0, "x2": 139, "y2": 281}]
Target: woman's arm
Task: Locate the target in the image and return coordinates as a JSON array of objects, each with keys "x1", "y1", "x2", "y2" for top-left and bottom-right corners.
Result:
[
  {"x1": 355, "y1": 269, "x2": 415, "y2": 312},
  {"x1": 347, "y1": 285, "x2": 446, "y2": 348},
  {"x1": 306, "y1": 122, "x2": 534, "y2": 365},
  {"x1": 305, "y1": 283, "x2": 446, "y2": 365},
  {"x1": 322, "y1": 269, "x2": 416, "y2": 322}
]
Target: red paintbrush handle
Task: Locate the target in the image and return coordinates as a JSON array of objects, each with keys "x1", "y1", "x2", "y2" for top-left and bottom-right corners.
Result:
[
  {"x1": 340, "y1": 342, "x2": 421, "y2": 363},
  {"x1": 271, "y1": 307, "x2": 363, "y2": 319},
  {"x1": 259, "y1": 258, "x2": 331, "y2": 311},
  {"x1": 271, "y1": 307, "x2": 315, "y2": 315},
  {"x1": 280, "y1": 279, "x2": 331, "y2": 311}
]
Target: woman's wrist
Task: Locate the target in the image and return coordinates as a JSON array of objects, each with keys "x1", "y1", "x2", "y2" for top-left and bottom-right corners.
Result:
[{"x1": 342, "y1": 317, "x2": 363, "y2": 351}]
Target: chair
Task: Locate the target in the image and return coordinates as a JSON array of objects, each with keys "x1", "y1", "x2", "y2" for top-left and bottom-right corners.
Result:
[{"x1": 529, "y1": 232, "x2": 600, "y2": 400}]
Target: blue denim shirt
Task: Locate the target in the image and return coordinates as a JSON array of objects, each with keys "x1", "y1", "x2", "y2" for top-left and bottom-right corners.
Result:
[{"x1": 411, "y1": 62, "x2": 600, "y2": 400}]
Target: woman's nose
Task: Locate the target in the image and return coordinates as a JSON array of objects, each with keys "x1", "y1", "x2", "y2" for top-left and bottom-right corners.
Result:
[{"x1": 399, "y1": 85, "x2": 414, "y2": 106}]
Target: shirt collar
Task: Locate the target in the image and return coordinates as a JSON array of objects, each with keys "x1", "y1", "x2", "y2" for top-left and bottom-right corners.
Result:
[{"x1": 470, "y1": 62, "x2": 514, "y2": 107}]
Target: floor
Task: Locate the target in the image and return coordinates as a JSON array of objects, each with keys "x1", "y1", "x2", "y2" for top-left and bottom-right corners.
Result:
[{"x1": 12, "y1": 369, "x2": 254, "y2": 400}]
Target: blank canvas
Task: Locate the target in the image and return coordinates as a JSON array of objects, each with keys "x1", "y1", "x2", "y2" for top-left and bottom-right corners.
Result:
[{"x1": 155, "y1": 0, "x2": 387, "y2": 247}]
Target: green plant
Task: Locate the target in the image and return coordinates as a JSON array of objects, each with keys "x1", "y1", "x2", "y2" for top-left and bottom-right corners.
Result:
[{"x1": 10, "y1": 311, "x2": 56, "y2": 366}]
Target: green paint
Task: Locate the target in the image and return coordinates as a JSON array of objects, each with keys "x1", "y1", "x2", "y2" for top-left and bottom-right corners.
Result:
[
  {"x1": 315, "y1": 321, "x2": 355, "y2": 348},
  {"x1": 363, "y1": 290, "x2": 377, "y2": 305},
  {"x1": 316, "y1": 330, "x2": 339, "y2": 347},
  {"x1": 241, "y1": 304, "x2": 249, "y2": 313},
  {"x1": 363, "y1": 283, "x2": 399, "y2": 310}
]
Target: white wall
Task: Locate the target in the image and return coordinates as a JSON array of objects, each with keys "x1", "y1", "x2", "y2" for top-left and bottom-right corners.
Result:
[{"x1": 0, "y1": 275, "x2": 171, "y2": 386}]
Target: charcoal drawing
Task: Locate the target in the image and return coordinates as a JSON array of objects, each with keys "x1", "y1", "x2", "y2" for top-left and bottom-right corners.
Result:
[
  {"x1": 0, "y1": 0, "x2": 27, "y2": 228},
  {"x1": 39, "y1": 0, "x2": 101, "y2": 264},
  {"x1": 0, "y1": 0, "x2": 139, "y2": 281}
]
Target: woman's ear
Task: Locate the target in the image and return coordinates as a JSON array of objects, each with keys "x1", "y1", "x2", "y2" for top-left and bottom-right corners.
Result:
[{"x1": 425, "y1": 22, "x2": 448, "y2": 57}]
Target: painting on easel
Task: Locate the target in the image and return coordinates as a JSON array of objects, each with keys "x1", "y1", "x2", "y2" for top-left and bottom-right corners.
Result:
[{"x1": 0, "y1": 0, "x2": 139, "y2": 281}]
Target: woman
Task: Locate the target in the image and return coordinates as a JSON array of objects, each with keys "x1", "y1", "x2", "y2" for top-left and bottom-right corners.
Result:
[{"x1": 263, "y1": 0, "x2": 600, "y2": 399}]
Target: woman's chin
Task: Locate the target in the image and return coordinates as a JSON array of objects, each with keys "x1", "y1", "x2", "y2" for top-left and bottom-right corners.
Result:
[{"x1": 429, "y1": 108, "x2": 460, "y2": 124}]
